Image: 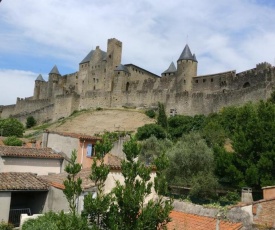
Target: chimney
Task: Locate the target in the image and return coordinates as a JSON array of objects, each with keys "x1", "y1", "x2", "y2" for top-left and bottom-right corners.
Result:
[
  {"x1": 241, "y1": 187, "x2": 253, "y2": 203},
  {"x1": 262, "y1": 186, "x2": 275, "y2": 200}
]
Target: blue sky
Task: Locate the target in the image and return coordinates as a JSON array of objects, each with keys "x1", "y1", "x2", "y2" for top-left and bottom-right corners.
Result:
[{"x1": 0, "y1": 0, "x2": 275, "y2": 105}]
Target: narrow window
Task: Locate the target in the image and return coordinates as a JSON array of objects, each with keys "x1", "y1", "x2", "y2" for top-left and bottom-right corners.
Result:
[
  {"x1": 86, "y1": 144, "x2": 93, "y2": 157},
  {"x1": 203, "y1": 79, "x2": 206, "y2": 83},
  {"x1": 195, "y1": 80, "x2": 198, "y2": 83},
  {"x1": 211, "y1": 78, "x2": 213, "y2": 82}
]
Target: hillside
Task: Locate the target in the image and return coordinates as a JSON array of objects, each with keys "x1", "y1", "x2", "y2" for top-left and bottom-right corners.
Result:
[{"x1": 27, "y1": 108, "x2": 155, "y2": 138}]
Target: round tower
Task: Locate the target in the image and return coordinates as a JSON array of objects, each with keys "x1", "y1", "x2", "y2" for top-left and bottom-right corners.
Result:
[
  {"x1": 177, "y1": 44, "x2": 198, "y2": 91},
  {"x1": 47, "y1": 65, "x2": 61, "y2": 98},
  {"x1": 33, "y1": 74, "x2": 45, "y2": 100}
]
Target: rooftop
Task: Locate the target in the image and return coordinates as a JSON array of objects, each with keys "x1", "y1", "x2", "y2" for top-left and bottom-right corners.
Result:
[
  {"x1": 46, "y1": 131, "x2": 101, "y2": 141},
  {"x1": 167, "y1": 211, "x2": 242, "y2": 230},
  {"x1": 0, "y1": 172, "x2": 49, "y2": 191},
  {"x1": 0, "y1": 146, "x2": 64, "y2": 159}
]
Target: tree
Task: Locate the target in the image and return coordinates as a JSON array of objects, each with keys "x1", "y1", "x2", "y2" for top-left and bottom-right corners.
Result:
[
  {"x1": 139, "y1": 135, "x2": 173, "y2": 165},
  {"x1": 0, "y1": 118, "x2": 24, "y2": 137},
  {"x1": 63, "y1": 150, "x2": 82, "y2": 216},
  {"x1": 166, "y1": 132, "x2": 218, "y2": 197},
  {"x1": 106, "y1": 137, "x2": 173, "y2": 229},
  {"x1": 3, "y1": 136, "x2": 23, "y2": 146},
  {"x1": 83, "y1": 133, "x2": 113, "y2": 229},
  {"x1": 157, "y1": 102, "x2": 168, "y2": 129},
  {"x1": 26, "y1": 116, "x2": 37, "y2": 128},
  {"x1": 136, "y1": 123, "x2": 166, "y2": 140}
]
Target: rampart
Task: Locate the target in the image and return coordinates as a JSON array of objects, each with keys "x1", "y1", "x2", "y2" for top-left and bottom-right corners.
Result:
[{"x1": 1, "y1": 38, "x2": 275, "y2": 124}]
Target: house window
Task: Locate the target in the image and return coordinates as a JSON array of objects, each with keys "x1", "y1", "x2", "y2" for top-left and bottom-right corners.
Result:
[
  {"x1": 86, "y1": 144, "x2": 93, "y2": 157},
  {"x1": 195, "y1": 80, "x2": 198, "y2": 83},
  {"x1": 203, "y1": 79, "x2": 206, "y2": 83},
  {"x1": 211, "y1": 78, "x2": 213, "y2": 82}
]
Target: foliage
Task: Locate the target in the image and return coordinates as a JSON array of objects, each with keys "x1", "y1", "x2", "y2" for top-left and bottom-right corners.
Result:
[
  {"x1": 3, "y1": 136, "x2": 23, "y2": 146},
  {"x1": 168, "y1": 114, "x2": 206, "y2": 140},
  {"x1": 0, "y1": 221, "x2": 13, "y2": 230},
  {"x1": 106, "y1": 137, "x2": 173, "y2": 229},
  {"x1": 63, "y1": 150, "x2": 82, "y2": 216},
  {"x1": 83, "y1": 136, "x2": 172, "y2": 229},
  {"x1": 157, "y1": 102, "x2": 168, "y2": 129},
  {"x1": 136, "y1": 123, "x2": 166, "y2": 140},
  {"x1": 219, "y1": 191, "x2": 240, "y2": 205},
  {"x1": 0, "y1": 118, "x2": 24, "y2": 137},
  {"x1": 21, "y1": 211, "x2": 88, "y2": 230},
  {"x1": 83, "y1": 133, "x2": 113, "y2": 229},
  {"x1": 267, "y1": 90, "x2": 275, "y2": 104},
  {"x1": 26, "y1": 116, "x2": 37, "y2": 128},
  {"x1": 166, "y1": 132, "x2": 218, "y2": 197},
  {"x1": 139, "y1": 135, "x2": 173, "y2": 165},
  {"x1": 145, "y1": 109, "x2": 156, "y2": 118}
]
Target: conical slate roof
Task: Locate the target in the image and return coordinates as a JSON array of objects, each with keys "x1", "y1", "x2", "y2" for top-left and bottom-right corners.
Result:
[
  {"x1": 49, "y1": 65, "x2": 60, "y2": 75},
  {"x1": 115, "y1": 64, "x2": 129, "y2": 73},
  {"x1": 35, "y1": 74, "x2": 45, "y2": 82},
  {"x1": 162, "y1": 62, "x2": 177, "y2": 74},
  {"x1": 178, "y1": 44, "x2": 197, "y2": 62}
]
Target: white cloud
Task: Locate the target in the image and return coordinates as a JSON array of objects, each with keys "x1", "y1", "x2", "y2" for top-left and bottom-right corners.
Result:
[
  {"x1": 0, "y1": 69, "x2": 37, "y2": 105},
  {"x1": 0, "y1": 0, "x2": 275, "y2": 103}
]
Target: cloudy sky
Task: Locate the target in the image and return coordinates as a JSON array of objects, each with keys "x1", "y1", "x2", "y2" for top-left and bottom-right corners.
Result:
[{"x1": 1, "y1": 0, "x2": 275, "y2": 105}]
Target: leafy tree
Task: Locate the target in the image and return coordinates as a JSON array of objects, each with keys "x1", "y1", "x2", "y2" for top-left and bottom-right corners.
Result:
[
  {"x1": 26, "y1": 116, "x2": 37, "y2": 128},
  {"x1": 3, "y1": 136, "x2": 23, "y2": 146},
  {"x1": 106, "y1": 137, "x2": 173, "y2": 229},
  {"x1": 167, "y1": 114, "x2": 206, "y2": 140},
  {"x1": 83, "y1": 133, "x2": 113, "y2": 229},
  {"x1": 0, "y1": 221, "x2": 13, "y2": 230},
  {"x1": 136, "y1": 123, "x2": 166, "y2": 140},
  {"x1": 157, "y1": 102, "x2": 168, "y2": 129},
  {"x1": 63, "y1": 150, "x2": 82, "y2": 216},
  {"x1": 0, "y1": 118, "x2": 24, "y2": 137},
  {"x1": 139, "y1": 135, "x2": 173, "y2": 165},
  {"x1": 166, "y1": 132, "x2": 218, "y2": 196}
]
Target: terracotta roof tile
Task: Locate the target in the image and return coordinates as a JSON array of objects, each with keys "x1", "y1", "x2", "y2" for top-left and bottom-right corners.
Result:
[
  {"x1": 104, "y1": 153, "x2": 122, "y2": 169},
  {"x1": 40, "y1": 168, "x2": 95, "y2": 190},
  {"x1": 46, "y1": 131, "x2": 101, "y2": 141},
  {"x1": 0, "y1": 146, "x2": 63, "y2": 159},
  {"x1": 167, "y1": 211, "x2": 242, "y2": 230},
  {"x1": 0, "y1": 172, "x2": 49, "y2": 191}
]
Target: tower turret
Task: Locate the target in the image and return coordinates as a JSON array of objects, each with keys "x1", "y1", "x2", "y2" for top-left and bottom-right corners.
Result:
[
  {"x1": 47, "y1": 65, "x2": 61, "y2": 98},
  {"x1": 33, "y1": 74, "x2": 45, "y2": 100},
  {"x1": 177, "y1": 44, "x2": 198, "y2": 91}
]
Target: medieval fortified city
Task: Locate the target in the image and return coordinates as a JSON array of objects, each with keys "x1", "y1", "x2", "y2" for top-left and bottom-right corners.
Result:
[{"x1": 0, "y1": 37, "x2": 274, "y2": 122}]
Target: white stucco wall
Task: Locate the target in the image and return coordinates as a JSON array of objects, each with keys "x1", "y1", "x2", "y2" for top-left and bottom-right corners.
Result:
[
  {"x1": 1, "y1": 157, "x2": 62, "y2": 175},
  {"x1": 43, "y1": 186, "x2": 69, "y2": 213},
  {"x1": 0, "y1": 192, "x2": 11, "y2": 222},
  {"x1": 46, "y1": 133, "x2": 78, "y2": 159}
]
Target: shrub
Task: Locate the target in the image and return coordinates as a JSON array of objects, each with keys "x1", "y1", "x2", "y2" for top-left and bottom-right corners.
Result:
[
  {"x1": 26, "y1": 116, "x2": 37, "y2": 128},
  {"x1": 0, "y1": 221, "x2": 13, "y2": 230},
  {"x1": 136, "y1": 124, "x2": 166, "y2": 140},
  {"x1": 0, "y1": 118, "x2": 24, "y2": 137},
  {"x1": 3, "y1": 136, "x2": 23, "y2": 146},
  {"x1": 22, "y1": 211, "x2": 88, "y2": 230},
  {"x1": 145, "y1": 109, "x2": 156, "y2": 118}
]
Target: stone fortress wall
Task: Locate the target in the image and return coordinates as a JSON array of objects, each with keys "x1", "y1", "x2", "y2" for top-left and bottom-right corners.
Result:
[{"x1": 0, "y1": 38, "x2": 274, "y2": 124}]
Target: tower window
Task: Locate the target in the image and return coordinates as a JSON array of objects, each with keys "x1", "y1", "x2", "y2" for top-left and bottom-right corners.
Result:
[
  {"x1": 195, "y1": 80, "x2": 198, "y2": 83},
  {"x1": 203, "y1": 79, "x2": 206, "y2": 83},
  {"x1": 211, "y1": 78, "x2": 213, "y2": 82}
]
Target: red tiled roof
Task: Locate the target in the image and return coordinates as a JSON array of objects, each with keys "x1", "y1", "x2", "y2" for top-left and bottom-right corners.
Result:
[
  {"x1": 104, "y1": 153, "x2": 122, "y2": 169},
  {"x1": 167, "y1": 211, "x2": 242, "y2": 230},
  {"x1": 46, "y1": 131, "x2": 101, "y2": 141},
  {"x1": 0, "y1": 146, "x2": 63, "y2": 159},
  {"x1": 40, "y1": 168, "x2": 95, "y2": 190},
  {"x1": 0, "y1": 172, "x2": 49, "y2": 191}
]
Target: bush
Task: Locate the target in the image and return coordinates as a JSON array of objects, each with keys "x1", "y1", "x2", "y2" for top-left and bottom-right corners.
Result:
[
  {"x1": 3, "y1": 136, "x2": 23, "y2": 146},
  {"x1": 26, "y1": 116, "x2": 37, "y2": 128},
  {"x1": 136, "y1": 124, "x2": 166, "y2": 140},
  {"x1": 22, "y1": 211, "x2": 88, "y2": 230},
  {"x1": 0, "y1": 221, "x2": 13, "y2": 230},
  {"x1": 145, "y1": 109, "x2": 156, "y2": 118},
  {"x1": 0, "y1": 118, "x2": 24, "y2": 137}
]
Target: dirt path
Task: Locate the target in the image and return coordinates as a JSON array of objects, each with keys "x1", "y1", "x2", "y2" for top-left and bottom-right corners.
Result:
[{"x1": 48, "y1": 109, "x2": 154, "y2": 136}]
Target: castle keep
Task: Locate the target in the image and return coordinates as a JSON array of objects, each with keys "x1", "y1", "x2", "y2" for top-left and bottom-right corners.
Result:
[{"x1": 0, "y1": 38, "x2": 274, "y2": 123}]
